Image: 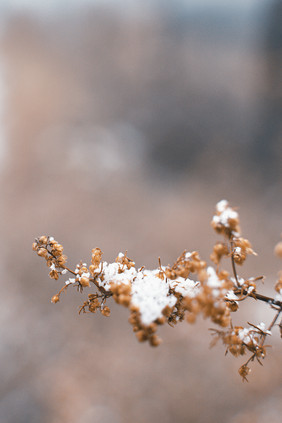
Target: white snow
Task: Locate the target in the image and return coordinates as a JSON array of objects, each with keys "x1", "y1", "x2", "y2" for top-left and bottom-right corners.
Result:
[
  {"x1": 216, "y1": 199, "x2": 228, "y2": 213},
  {"x1": 256, "y1": 322, "x2": 271, "y2": 335},
  {"x1": 225, "y1": 290, "x2": 239, "y2": 301},
  {"x1": 93, "y1": 259, "x2": 201, "y2": 325},
  {"x1": 96, "y1": 262, "x2": 136, "y2": 291},
  {"x1": 169, "y1": 277, "x2": 200, "y2": 297},
  {"x1": 206, "y1": 266, "x2": 223, "y2": 288},
  {"x1": 131, "y1": 270, "x2": 177, "y2": 325},
  {"x1": 65, "y1": 278, "x2": 76, "y2": 285},
  {"x1": 213, "y1": 208, "x2": 238, "y2": 227}
]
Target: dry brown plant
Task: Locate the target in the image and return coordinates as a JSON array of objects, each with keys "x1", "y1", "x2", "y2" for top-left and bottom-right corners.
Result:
[{"x1": 33, "y1": 201, "x2": 282, "y2": 381}]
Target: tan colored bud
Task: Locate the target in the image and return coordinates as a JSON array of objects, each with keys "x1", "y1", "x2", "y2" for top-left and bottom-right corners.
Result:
[
  {"x1": 148, "y1": 323, "x2": 157, "y2": 334},
  {"x1": 39, "y1": 236, "x2": 48, "y2": 244},
  {"x1": 80, "y1": 277, "x2": 90, "y2": 288},
  {"x1": 88, "y1": 293, "x2": 97, "y2": 300},
  {"x1": 89, "y1": 303, "x2": 98, "y2": 313},
  {"x1": 89, "y1": 265, "x2": 96, "y2": 275},
  {"x1": 227, "y1": 301, "x2": 239, "y2": 312},
  {"x1": 123, "y1": 285, "x2": 131, "y2": 295},
  {"x1": 51, "y1": 294, "x2": 60, "y2": 304},
  {"x1": 136, "y1": 330, "x2": 147, "y2": 342},
  {"x1": 52, "y1": 249, "x2": 61, "y2": 257},
  {"x1": 91, "y1": 248, "x2": 102, "y2": 266},
  {"x1": 238, "y1": 365, "x2": 251, "y2": 381},
  {"x1": 37, "y1": 248, "x2": 48, "y2": 258},
  {"x1": 274, "y1": 241, "x2": 282, "y2": 259},
  {"x1": 32, "y1": 242, "x2": 38, "y2": 251},
  {"x1": 162, "y1": 305, "x2": 172, "y2": 317},
  {"x1": 101, "y1": 306, "x2": 110, "y2": 317},
  {"x1": 275, "y1": 279, "x2": 282, "y2": 294},
  {"x1": 129, "y1": 304, "x2": 139, "y2": 313},
  {"x1": 119, "y1": 295, "x2": 131, "y2": 307},
  {"x1": 149, "y1": 334, "x2": 161, "y2": 347},
  {"x1": 156, "y1": 316, "x2": 166, "y2": 325},
  {"x1": 57, "y1": 255, "x2": 67, "y2": 265},
  {"x1": 46, "y1": 258, "x2": 53, "y2": 267},
  {"x1": 49, "y1": 270, "x2": 59, "y2": 280}
]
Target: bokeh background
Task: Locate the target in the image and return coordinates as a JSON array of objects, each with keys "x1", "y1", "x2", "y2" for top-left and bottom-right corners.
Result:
[{"x1": 0, "y1": 1, "x2": 281, "y2": 422}]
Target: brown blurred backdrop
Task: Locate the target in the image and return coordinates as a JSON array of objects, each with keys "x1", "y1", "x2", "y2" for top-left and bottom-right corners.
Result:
[{"x1": 0, "y1": 1, "x2": 281, "y2": 422}]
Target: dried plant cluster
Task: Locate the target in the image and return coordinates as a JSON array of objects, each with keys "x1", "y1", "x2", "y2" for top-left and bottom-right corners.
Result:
[{"x1": 33, "y1": 200, "x2": 282, "y2": 381}]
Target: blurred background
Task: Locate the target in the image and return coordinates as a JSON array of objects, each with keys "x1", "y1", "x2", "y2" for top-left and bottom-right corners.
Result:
[{"x1": 0, "y1": 0, "x2": 281, "y2": 422}]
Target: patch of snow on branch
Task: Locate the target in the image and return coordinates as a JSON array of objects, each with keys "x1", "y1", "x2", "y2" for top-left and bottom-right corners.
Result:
[
  {"x1": 93, "y1": 261, "x2": 201, "y2": 326},
  {"x1": 131, "y1": 270, "x2": 177, "y2": 325}
]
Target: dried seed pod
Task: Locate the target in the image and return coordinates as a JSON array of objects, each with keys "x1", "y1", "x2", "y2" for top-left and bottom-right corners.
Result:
[
  {"x1": 274, "y1": 241, "x2": 282, "y2": 259},
  {"x1": 238, "y1": 365, "x2": 251, "y2": 382},
  {"x1": 39, "y1": 236, "x2": 48, "y2": 244},
  {"x1": 51, "y1": 294, "x2": 60, "y2": 304},
  {"x1": 149, "y1": 334, "x2": 162, "y2": 347},
  {"x1": 49, "y1": 269, "x2": 59, "y2": 280},
  {"x1": 80, "y1": 277, "x2": 90, "y2": 288},
  {"x1": 37, "y1": 248, "x2": 48, "y2": 258},
  {"x1": 101, "y1": 306, "x2": 110, "y2": 317}
]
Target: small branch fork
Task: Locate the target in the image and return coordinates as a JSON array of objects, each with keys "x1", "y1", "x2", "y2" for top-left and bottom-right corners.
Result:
[
  {"x1": 229, "y1": 240, "x2": 282, "y2": 309},
  {"x1": 234, "y1": 289, "x2": 282, "y2": 309}
]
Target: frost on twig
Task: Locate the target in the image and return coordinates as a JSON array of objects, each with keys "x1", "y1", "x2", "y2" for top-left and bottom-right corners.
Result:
[{"x1": 33, "y1": 200, "x2": 282, "y2": 380}]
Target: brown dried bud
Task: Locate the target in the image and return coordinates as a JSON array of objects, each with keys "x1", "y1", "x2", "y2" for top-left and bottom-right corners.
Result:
[
  {"x1": 57, "y1": 255, "x2": 67, "y2": 265},
  {"x1": 226, "y1": 301, "x2": 239, "y2": 312},
  {"x1": 39, "y1": 236, "x2": 48, "y2": 244},
  {"x1": 210, "y1": 242, "x2": 229, "y2": 265},
  {"x1": 156, "y1": 316, "x2": 166, "y2": 325},
  {"x1": 51, "y1": 294, "x2": 60, "y2": 304},
  {"x1": 233, "y1": 250, "x2": 246, "y2": 265},
  {"x1": 89, "y1": 302, "x2": 98, "y2": 313},
  {"x1": 46, "y1": 258, "x2": 53, "y2": 267},
  {"x1": 49, "y1": 269, "x2": 59, "y2": 280},
  {"x1": 37, "y1": 248, "x2": 48, "y2": 258},
  {"x1": 32, "y1": 242, "x2": 38, "y2": 251},
  {"x1": 129, "y1": 304, "x2": 139, "y2": 313},
  {"x1": 274, "y1": 241, "x2": 282, "y2": 259},
  {"x1": 118, "y1": 294, "x2": 131, "y2": 307},
  {"x1": 136, "y1": 330, "x2": 148, "y2": 342},
  {"x1": 101, "y1": 306, "x2": 111, "y2": 317},
  {"x1": 275, "y1": 278, "x2": 282, "y2": 294},
  {"x1": 80, "y1": 277, "x2": 90, "y2": 288},
  {"x1": 162, "y1": 305, "x2": 172, "y2": 317},
  {"x1": 148, "y1": 323, "x2": 157, "y2": 334},
  {"x1": 149, "y1": 334, "x2": 162, "y2": 347},
  {"x1": 91, "y1": 248, "x2": 103, "y2": 266},
  {"x1": 238, "y1": 365, "x2": 251, "y2": 382},
  {"x1": 89, "y1": 265, "x2": 97, "y2": 275},
  {"x1": 52, "y1": 245, "x2": 64, "y2": 257}
]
